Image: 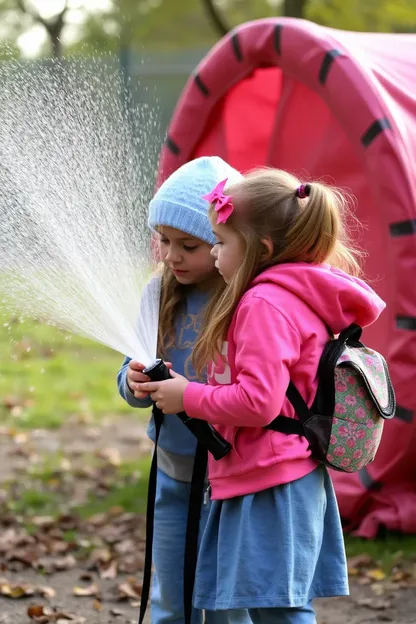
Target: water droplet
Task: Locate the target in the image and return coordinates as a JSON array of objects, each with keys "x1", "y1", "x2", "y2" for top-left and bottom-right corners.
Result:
[{"x1": 0, "y1": 56, "x2": 161, "y2": 364}]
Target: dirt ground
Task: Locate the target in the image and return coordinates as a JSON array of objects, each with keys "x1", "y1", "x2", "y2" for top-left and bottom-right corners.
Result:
[
  {"x1": 1, "y1": 573, "x2": 415, "y2": 624},
  {"x1": 1, "y1": 420, "x2": 415, "y2": 624}
]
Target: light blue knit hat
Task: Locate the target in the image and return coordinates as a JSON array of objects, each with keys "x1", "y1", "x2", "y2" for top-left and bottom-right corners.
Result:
[{"x1": 148, "y1": 156, "x2": 243, "y2": 245}]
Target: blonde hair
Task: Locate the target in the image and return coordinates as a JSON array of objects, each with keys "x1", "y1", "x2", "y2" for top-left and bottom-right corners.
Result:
[{"x1": 193, "y1": 167, "x2": 362, "y2": 374}]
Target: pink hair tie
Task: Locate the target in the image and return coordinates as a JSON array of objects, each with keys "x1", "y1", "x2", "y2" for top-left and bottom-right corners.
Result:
[
  {"x1": 296, "y1": 184, "x2": 311, "y2": 199},
  {"x1": 202, "y1": 178, "x2": 234, "y2": 223}
]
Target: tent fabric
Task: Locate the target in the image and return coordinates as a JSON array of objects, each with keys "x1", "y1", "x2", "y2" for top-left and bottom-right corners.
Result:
[{"x1": 156, "y1": 18, "x2": 416, "y2": 537}]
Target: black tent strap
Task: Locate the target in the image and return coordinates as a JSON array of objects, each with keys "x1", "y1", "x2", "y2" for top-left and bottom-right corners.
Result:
[
  {"x1": 231, "y1": 32, "x2": 243, "y2": 62},
  {"x1": 359, "y1": 467, "x2": 382, "y2": 491},
  {"x1": 361, "y1": 118, "x2": 391, "y2": 147},
  {"x1": 319, "y1": 49, "x2": 342, "y2": 84},
  {"x1": 395, "y1": 405, "x2": 414, "y2": 423},
  {"x1": 165, "y1": 135, "x2": 180, "y2": 155},
  {"x1": 274, "y1": 24, "x2": 283, "y2": 55},
  {"x1": 193, "y1": 73, "x2": 210, "y2": 97},
  {"x1": 396, "y1": 315, "x2": 416, "y2": 331},
  {"x1": 390, "y1": 219, "x2": 416, "y2": 237}
]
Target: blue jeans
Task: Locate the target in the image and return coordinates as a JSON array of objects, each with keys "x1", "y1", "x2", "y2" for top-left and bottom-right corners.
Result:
[
  {"x1": 227, "y1": 605, "x2": 316, "y2": 624},
  {"x1": 152, "y1": 468, "x2": 251, "y2": 624}
]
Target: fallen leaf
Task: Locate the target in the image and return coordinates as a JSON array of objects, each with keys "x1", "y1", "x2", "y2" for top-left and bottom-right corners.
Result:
[
  {"x1": 79, "y1": 573, "x2": 94, "y2": 582},
  {"x1": 114, "y1": 539, "x2": 136, "y2": 555},
  {"x1": 115, "y1": 577, "x2": 142, "y2": 601},
  {"x1": 110, "y1": 608, "x2": 125, "y2": 617},
  {"x1": 27, "y1": 605, "x2": 45, "y2": 618},
  {"x1": 391, "y1": 569, "x2": 412, "y2": 583},
  {"x1": 92, "y1": 600, "x2": 102, "y2": 611},
  {"x1": 357, "y1": 597, "x2": 392, "y2": 610},
  {"x1": 97, "y1": 447, "x2": 121, "y2": 466},
  {"x1": 13, "y1": 431, "x2": 29, "y2": 444},
  {"x1": 32, "y1": 516, "x2": 55, "y2": 528},
  {"x1": 27, "y1": 605, "x2": 58, "y2": 622},
  {"x1": 52, "y1": 554, "x2": 77, "y2": 571},
  {"x1": 87, "y1": 513, "x2": 108, "y2": 527},
  {"x1": 366, "y1": 568, "x2": 387, "y2": 582},
  {"x1": 0, "y1": 580, "x2": 36, "y2": 598},
  {"x1": 100, "y1": 559, "x2": 117, "y2": 579},
  {"x1": 72, "y1": 582, "x2": 100, "y2": 597},
  {"x1": 347, "y1": 554, "x2": 374, "y2": 570}
]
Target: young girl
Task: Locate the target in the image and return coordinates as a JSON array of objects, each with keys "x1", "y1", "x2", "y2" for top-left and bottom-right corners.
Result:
[
  {"x1": 117, "y1": 156, "x2": 248, "y2": 624},
  {"x1": 139, "y1": 168, "x2": 386, "y2": 623}
]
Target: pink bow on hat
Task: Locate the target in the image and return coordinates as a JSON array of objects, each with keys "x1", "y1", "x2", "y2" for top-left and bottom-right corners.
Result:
[{"x1": 202, "y1": 178, "x2": 234, "y2": 224}]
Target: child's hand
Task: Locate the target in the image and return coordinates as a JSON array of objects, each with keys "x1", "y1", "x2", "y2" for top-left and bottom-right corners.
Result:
[
  {"x1": 139, "y1": 370, "x2": 189, "y2": 414},
  {"x1": 127, "y1": 361, "x2": 150, "y2": 399},
  {"x1": 127, "y1": 360, "x2": 172, "y2": 399}
]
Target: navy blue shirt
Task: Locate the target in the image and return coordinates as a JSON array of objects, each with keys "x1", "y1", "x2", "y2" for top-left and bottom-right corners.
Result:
[{"x1": 117, "y1": 284, "x2": 209, "y2": 456}]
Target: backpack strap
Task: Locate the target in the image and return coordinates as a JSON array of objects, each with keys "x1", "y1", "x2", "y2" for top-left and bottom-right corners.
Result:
[
  {"x1": 138, "y1": 407, "x2": 207, "y2": 624},
  {"x1": 265, "y1": 381, "x2": 312, "y2": 434},
  {"x1": 138, "y1": 405, "x2": 163, "y2": 624},
  {"x1": 183, "y1": 444, "x2": 207, "y2": 624}
]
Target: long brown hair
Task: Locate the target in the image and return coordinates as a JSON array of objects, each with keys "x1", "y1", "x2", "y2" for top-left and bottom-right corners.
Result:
[
  {"x1": 193, "y1": 167, "x2": 363, "y2": 374},
  {"x1": 157, "y1": 265, "x2": 226, "y2": 360}
]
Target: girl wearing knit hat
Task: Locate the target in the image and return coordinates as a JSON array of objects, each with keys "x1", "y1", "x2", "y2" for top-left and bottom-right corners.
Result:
[{"x1": 117, "y1": 157, "x2": 247, "y2": 624}]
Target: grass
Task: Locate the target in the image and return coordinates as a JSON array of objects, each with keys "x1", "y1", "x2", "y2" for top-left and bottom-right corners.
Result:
[
  {"x1": 345, "y1": 535, "x2": 416, "y2": 572},
  {"x1": 0, "y1": 311, "x2": 152, "y2": 521},
  {"x1": 0, "y1": 313, "x2": 137, "y2": 428}
]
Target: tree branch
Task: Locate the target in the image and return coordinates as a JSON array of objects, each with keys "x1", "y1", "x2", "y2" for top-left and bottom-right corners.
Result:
[
  {"x1": 15, "y1": 0, "x2": 69, "y2": 56},
  {"x1": 201, "y1": 0, "x2": 231, "y2": 37},
  {"x1": 15, "y1": 0, "x2": 69, "y2": 30},
  {"x1": 282, "y1": 0, "x2": 308, "y2": 18}
]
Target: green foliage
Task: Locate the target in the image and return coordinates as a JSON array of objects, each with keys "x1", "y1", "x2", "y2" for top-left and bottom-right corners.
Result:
[
  {"x1": 0, "y1": 0, "x2": 415, "y2": 58},
  {"x1": 307, "y1": 0, "x2": 416, "y2": 32},
  {"x1": 0, "y1": 313, "x2": 144, "y2": 429}
]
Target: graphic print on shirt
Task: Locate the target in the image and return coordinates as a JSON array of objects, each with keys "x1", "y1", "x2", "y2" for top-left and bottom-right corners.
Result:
[
  {"x1": 209, "y1": 341, "x2": 231, "y2": 385},
  {"x1": 177, "y1": 312, "x2": 203, "y2": 381}
]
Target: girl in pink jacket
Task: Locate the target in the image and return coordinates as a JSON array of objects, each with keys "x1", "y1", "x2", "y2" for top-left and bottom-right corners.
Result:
[{"x1": 139, "y1": 168, "x2": 386, "y2": 624}]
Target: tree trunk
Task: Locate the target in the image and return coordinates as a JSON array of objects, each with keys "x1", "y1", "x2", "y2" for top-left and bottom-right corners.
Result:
[
  {"x1": 201, "y1": 0, "x2": 230, "y2": 36},
  {"x1": 282, "y1": 0, "x2": 308, "y2": 18},
  {"x1": 50, "y1": 30, "x2": 63, "y2": 58},
  {"x1": 16, "y1": 0, "x2": 67, "y2": 57}
]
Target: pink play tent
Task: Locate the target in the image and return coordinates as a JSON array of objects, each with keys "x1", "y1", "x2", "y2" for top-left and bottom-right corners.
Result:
[{"x1": 156, "y1": 18, "x2": 416, "y2": 537}]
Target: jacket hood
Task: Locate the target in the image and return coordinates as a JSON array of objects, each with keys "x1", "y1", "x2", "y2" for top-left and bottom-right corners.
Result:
[{"x1": 251, "y1": 263, "x2": 385, "y2": 334}]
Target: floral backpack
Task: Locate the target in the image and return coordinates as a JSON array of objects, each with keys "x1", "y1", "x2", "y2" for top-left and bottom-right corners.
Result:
[{"x1": 267, "y1": 324, "x2": 396, "y2": 473}]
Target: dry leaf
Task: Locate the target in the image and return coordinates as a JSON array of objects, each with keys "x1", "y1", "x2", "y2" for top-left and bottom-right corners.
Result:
[
  {"x1": 98, "y1": 447, "x2": 121, "y2": 466},
  {"x1": 32, "y1": 516, "x2": 55, "y2": 528},
  {"x1": 87, "y1": 514, "x2": 108, "y2": 527},
  {"x1": 0, "y1": 580, "x2": 36, "y2": 598},
  {"x1": 117, "y1": 579, "x2": 141, "y2": 600},
  {"x1": 100, "y1": 560, "x2": 118, "y2": 580},
  {"x1": 366, "y1": 568, "x2": 387, "y2": 582},
  {"x1": 88, "y1": 547, "x2": 112, "y2": 564},
  {"x1": 79, "y1": 573, "x2": 94, "y2": 582},
  {"x1": 391, "y1": 569, "x2": 412, "y2": 583},
  {"x1": 53, "y1": 554, "x2": 77, "y2": 571},
  {"x1": 110, "y1": 608, "x2": 125, "y2": 617},
  {"x1": 92, "y1": 600, "x2": 102, "y2": 611},
  {"x1": 357, "y1": 597, "x2": 392, "y2": 610},
  {"x1": 38, "y1": 585, "x2": 56, "y2": 599},
  {"x1": 28, "y1": 605, "x2": 46, "y2": 618},
  {"x1": 72, "y1": 582, "x2": 100, "y2": 597},
  {"x1": 347, "y1": 554, "x2": 373, "y2": 569}
]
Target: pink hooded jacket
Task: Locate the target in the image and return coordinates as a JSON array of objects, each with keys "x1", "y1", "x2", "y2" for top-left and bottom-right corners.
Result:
[{"x1": 183, "y1": 263, "x2": 386, "y2": 500}]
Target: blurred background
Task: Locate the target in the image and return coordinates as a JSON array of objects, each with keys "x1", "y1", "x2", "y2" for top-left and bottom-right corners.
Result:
[
  {"x1": 1, "y1": 0, "x2": 416, "y2": 149},
  {"x1": 0, "y1": 2, "x2": 416, "y2": 621}
]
